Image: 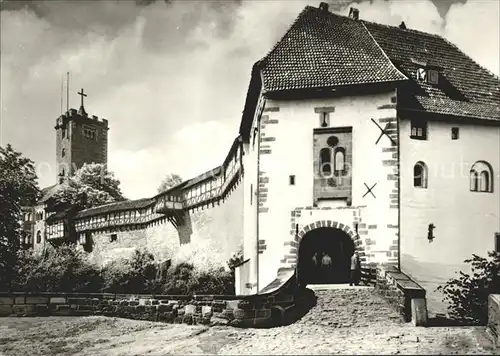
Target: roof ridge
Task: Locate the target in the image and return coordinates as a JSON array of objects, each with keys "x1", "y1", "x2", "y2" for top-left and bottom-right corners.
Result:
[
  {"x1": 361, "y1": 21, "x2": 408, "y2": 81},
  {"x1": 363, "y1": 19, "x2": 500, "y2": 82},
  {"x1": 361, "y1": 19, "x2": 445, "y2": 40}
]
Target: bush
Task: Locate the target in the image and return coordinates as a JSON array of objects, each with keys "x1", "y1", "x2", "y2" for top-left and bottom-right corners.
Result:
[
  {"x1": 13, "y1": 244, "x2": 103, "y2": 293},
  {"x1": 437, "y1": 251, "x2": 500, "y2": 324},
  {"x1": 172, "y1": 240, "x2": 227, "y2": 272},
  {"x1": 162, "y1": 262, "x2": 235, "y2": 295},
  {"x1": 101, "y1": 249, "x2": 158, "y2": 294},
  {"x1": 11, "y1": 245, "x2": 235, "y2": 296}
]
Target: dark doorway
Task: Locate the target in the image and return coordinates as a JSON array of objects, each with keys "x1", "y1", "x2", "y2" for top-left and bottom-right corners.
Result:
[{"x1": 297, "y1": 227, "x2": 355, "y2": 285}]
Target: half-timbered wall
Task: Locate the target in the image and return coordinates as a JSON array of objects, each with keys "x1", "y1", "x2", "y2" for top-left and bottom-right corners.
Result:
[{"x1": 47, "y1": 138, "x2": 245, "y2": 267}]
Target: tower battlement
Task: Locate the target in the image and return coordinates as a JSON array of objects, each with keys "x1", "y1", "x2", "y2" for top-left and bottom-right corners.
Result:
[
  {"x1": 55, "y1": 109, "x2": 108, "y2": 129},
  {"x1": 55, "y1": 88, "x2": 109, "y2": 183}
]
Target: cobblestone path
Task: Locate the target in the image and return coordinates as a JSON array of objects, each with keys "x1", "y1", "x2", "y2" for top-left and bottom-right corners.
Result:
[{"x1": 219, "y1": 287, "x2": 499, "y2": 355}]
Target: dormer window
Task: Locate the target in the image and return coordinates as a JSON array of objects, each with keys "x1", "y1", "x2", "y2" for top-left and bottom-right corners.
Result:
[
  {"x1": 417, "y1": 67, "x2": 439, "y2": 85},
  {"x1": 413, "y1": 58, "x2": 441, "y2": 85},
  {"x1": 427, "y1": 69, "x2": 439, "y2": 85},
  {"x1": 416, "y1": 68, "x2": 427, "y2": 82}
]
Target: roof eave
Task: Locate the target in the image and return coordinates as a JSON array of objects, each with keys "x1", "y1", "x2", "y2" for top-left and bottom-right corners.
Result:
[
  {"x1": 398, "y1": 107, "x2": 500, "y2": 125},
  {"x1": 263, "y1": 78, "x2": 409, "y2": 99},
  {"x1": 239, "y1": 61, "x2": 264, "y2": 143}
]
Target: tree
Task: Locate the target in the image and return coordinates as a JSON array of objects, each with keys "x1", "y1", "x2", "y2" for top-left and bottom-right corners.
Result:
[
  {"x1": 437, "y1": 251, "x2": 500, "y2": 324},
  {"x1": 157, "y1": 173, "x2": 183, "y2": 194},
  {"x1": 49, "y1": 163, "x2": 126, "y2": 212},
  {"x1": 0, "y1": 144, "x2": 39, "y2": 290}
]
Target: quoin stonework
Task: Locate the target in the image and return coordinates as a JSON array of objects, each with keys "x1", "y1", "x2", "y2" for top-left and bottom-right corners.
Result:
[{"x1": 19, "y1": 3, "x2": 500, "y2": 318}]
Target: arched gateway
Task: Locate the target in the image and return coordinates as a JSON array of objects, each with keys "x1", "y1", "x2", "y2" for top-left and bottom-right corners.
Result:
[{"x1": 295, "y1": 222, "x2": 359, "y2": 286}]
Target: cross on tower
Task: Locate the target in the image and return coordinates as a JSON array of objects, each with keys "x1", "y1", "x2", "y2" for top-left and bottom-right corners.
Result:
[{"x1": 77, "y1": 88, "x2": 87, "y2": 108}]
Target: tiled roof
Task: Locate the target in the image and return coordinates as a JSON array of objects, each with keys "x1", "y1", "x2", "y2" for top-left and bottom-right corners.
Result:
[
  {"x1": 260, "y1": 6, "x2": 407, "y2": 93},
  {"x1": 37, "y1": 183, "x2": 67, "y2": 204},
  {"x1": 363, "y1": 21, "x2": 500, "y2": 121},
  {"x1": 183, "y1": 166, "x2": 222, "y2": 189},
  {"x1": 74, "y1": 198, "x2": 155, "y2": 219},
  {"x1": 239, "y1": 4, "x2": 499, "y2": 137}
]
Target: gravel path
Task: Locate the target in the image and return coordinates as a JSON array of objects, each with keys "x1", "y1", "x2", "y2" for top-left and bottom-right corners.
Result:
[{"x1": 1, "y1": 287, "x2": 498, "y2": 355}]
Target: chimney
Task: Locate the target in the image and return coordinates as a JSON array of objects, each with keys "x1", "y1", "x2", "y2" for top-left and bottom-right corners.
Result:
[
  {"x1": 349, "y1": 7, "x2": 360, "y2": 20},
  {"x1": 319, "y1": 2, "x2": 329, "y2": 12},
  {"x1": 399, "y1": 21, "x2": 407, "y2": 29}
]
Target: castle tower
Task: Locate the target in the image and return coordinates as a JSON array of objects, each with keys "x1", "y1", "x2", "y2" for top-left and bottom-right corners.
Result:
[{"x1": 54, "y1": 88, "x2": 109, "y2": 183}]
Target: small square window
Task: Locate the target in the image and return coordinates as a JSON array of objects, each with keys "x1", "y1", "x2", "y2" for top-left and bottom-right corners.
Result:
[
  {"x1": 451, "y1": 127, "x2": 459, "y2": 140},
  {"x1": 410, "y1": 120, "x2": 427, "y2": 140},
  {"x1": 289, "y1": 175, "x2": 296, "y2": 185},
  {"x1": 110, "y1": 234, "x2": 117, "y2": 242}
]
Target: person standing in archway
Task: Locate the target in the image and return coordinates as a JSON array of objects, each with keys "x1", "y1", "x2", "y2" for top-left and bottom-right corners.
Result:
[
  {"x1": 321, "y1": 253, "x2": 332, "y2": 283},
  {"x1": 349, "y1": 250, "x2": 360, "y2": 286}
]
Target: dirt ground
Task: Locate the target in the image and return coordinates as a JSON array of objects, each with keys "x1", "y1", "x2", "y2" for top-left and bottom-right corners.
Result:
[{"x1": 1, "y1": 288, "x2": 498, "y2": 355}]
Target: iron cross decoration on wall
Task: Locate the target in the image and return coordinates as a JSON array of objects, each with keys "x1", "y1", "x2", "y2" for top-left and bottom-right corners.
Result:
[
  {"x1": 362, "y1": 182, "x2": 377, "y2": 198},
  {"x1": 371, "y1": 118, "x2": 397, "y2": 146}
]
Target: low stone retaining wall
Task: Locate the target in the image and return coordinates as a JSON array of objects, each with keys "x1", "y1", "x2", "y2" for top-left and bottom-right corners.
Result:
[
  {"x1": 0, "y1": 293, "x2": 271, "y2": 327},
  {"x1": 488, "y1": 294, "x2": 500, "y2": 345},
  {"x1": 376, "y1": 265, "x2": 428, "y2": 326},
  {"x1": 0, "y1": 286, "x2": 312, "y2": 328}
]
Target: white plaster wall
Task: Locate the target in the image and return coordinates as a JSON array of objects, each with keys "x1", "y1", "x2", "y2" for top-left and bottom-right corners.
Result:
[
  {"x1": 400, "y1": 119, "x2": 500, "y2": 314},
  {"x1": 84, "y1": 220, "x2": 179, "y2": 266},
  {"x1": 242, "y1": 140, "x2": 259, "y2": 294},
  {"x1": 189, "y1": 182, "x2": 244, "y2": 263},
  {"x1": 256, "y1": 91, "x2": 399, "y2": 290}
]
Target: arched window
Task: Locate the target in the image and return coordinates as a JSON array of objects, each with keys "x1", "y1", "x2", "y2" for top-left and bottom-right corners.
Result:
[
  {"x1": 413, "y1": 161, "x2": 428, "y2": 188},
  {"x1": 320, "y1": 148, "x2": 331, "y2": 176},
  {"x1": 470, "y1": 171, "x2": 478, "y2": 191},
  {"x1": 334, "y1": 147, "x2": 345, "y2": 174},
  {"x1": 62, "y1": 148, "x2": 66, "y2": 157},
  {"x1": 470, "y1": 161, "x2": 494, "y2": 193},
  {"x1": 479, "y1": 171, "x2": 490, "y2": 192},
  {"x1": 36, "y1": 231, "x2": 41, "y2": 244}
]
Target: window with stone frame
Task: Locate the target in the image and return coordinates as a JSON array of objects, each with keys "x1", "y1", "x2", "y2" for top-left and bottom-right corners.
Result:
[
  {"x1": 313, "y1": 127, "x2": 352, "y2": 204},
  {"x1": 470, "y1": 161, "x2": 494, "y2": 193}
]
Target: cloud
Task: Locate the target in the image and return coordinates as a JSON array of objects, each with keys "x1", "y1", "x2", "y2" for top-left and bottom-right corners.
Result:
[
  {"x1": 109, "y1": 120, "x2": 235, "y2": 198},
  {"x1": 1, "y1": 0, "x2": 498, "y2": 200}
]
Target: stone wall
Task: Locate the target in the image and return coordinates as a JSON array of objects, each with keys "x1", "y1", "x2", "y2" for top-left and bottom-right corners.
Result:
[
  {"x1": 81, "y1": 183, "x2": 244, "y2": 267},
  {"x1": 83, "y1": 217, "x2": 179, "y2": 265},
  {"x1": 488, "y1": 294, "x2": 500, "y2": 345},
  {"x1": 0, "y1": 283, "x2": 312, "y2": 328},
  {"x1": 375, "y1": 265, "x2": 427, "y2": 326}
]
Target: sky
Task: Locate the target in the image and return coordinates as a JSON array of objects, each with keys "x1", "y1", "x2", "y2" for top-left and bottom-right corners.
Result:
[{"x1": 1, "y1": 0, "x2": 499, "y2": 199}]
